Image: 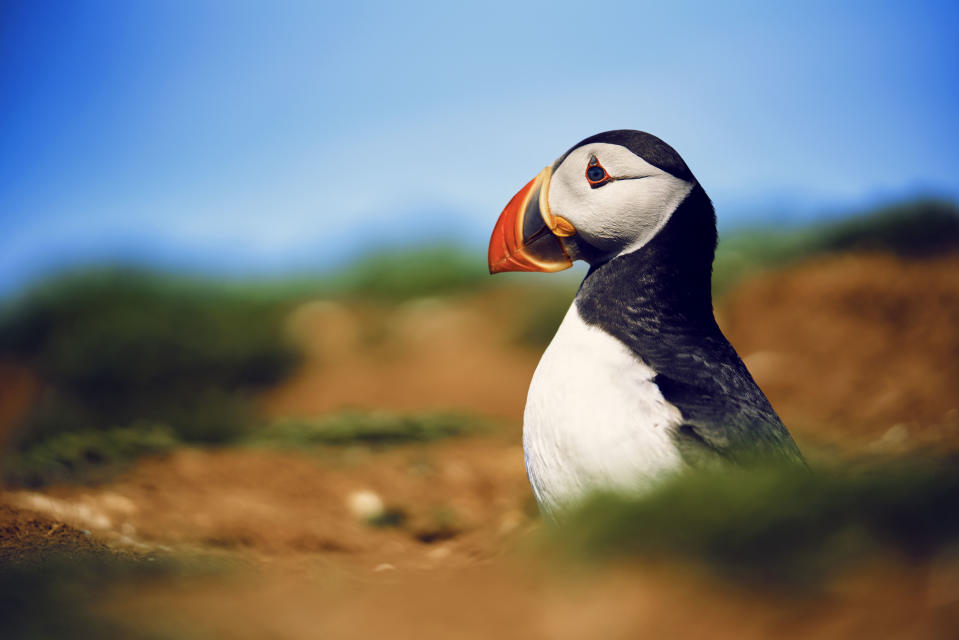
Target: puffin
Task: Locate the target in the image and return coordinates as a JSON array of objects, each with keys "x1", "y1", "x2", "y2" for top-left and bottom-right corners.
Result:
[{"x1": 488, "y1": 129, "x2": 804, "y2": 519}]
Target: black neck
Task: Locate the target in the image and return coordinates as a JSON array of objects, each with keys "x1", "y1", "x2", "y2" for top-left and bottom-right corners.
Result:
[{"x1": 575, "y1": 184, "x2": 719, "y2": 338}]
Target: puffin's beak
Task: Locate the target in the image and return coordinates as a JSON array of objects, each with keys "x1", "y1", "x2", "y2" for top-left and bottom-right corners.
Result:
[{"x1": 488, "y1": 167, "x2": 575, "y2": 274}]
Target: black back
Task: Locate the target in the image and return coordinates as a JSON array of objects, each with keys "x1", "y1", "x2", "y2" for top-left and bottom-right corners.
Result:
[{"x1": 574, "y1": 183, "x2": 805, "y2": 466}]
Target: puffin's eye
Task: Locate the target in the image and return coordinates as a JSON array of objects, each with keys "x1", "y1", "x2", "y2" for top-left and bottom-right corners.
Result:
[{"x1": 585, "y1": 155, "x2": 610, "y2": 188}]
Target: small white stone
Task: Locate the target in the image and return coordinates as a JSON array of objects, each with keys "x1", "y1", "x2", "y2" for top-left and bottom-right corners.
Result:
[
  {"x1": 348, "y1": 490, "x2": 385, "y2": 522},
  {"x1": 497, "y1": 510, "x2": 524, "y2": 536},
  {"x1": 373, "y1": 563, "x2": 396, "y2": 572},
  {"x1": 427, "y1": 545, "x2": 451, "y2": 560}
]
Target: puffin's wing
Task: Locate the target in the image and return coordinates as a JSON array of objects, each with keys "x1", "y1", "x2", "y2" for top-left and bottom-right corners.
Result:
[
  {"x1": 654, "y1": 368, "x2": 806, "y2": 468},
  {"x1": 672, "y1": 418, "x2": 806, "y2": 469}
]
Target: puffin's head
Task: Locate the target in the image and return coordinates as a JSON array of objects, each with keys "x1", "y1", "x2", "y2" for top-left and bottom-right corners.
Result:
[{"x1": 489, "y1": 130, "x2": 702, "y2": 273}]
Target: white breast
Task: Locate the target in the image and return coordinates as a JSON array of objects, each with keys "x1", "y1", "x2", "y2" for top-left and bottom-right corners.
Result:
[{"x1": 523, "y1": 304, "x2": 685, "y2": 517}]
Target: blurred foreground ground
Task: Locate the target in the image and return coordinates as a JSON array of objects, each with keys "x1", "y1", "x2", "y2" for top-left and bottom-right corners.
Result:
[{"x1": 2, "y1": 248, "x2": 959, "y2": 638}]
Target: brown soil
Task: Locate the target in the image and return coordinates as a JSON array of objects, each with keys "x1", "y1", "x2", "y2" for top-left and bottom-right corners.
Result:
[
  {"x1": 720, "y1": 253, "x2": 959, "y2": 449},
  {"x1": 266, "y1": 291, "x2": 542, "y2": 420},
  {"x1": 3, "y1": 436, "x2": 533, "y2": 563}
]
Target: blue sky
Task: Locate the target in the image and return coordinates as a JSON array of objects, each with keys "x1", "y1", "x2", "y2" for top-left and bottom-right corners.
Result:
[{"x1": 2, "y1": 1, "x2": 958, "y2": 293}]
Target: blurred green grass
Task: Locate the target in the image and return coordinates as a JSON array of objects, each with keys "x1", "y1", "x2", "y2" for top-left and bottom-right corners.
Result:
[
  {"x1": 0, "y1": 270, "x2": 299, "y2": 445},
  {"x1": 712, "y1": 197, "x2": 959, "y2": 294},
  {"x1": 320, "y1": 245, "x2": 490, "y2": 301},
  {"x1": 247, "y1": 411, "x2": 484, "y2": 448},
  {"x1": 3, "y1": 424, "x2": 179, "y2": 487},
  {"x1": 554, "y1": 456, "x2": 959, "y2": 587},
  {"x1": 0, "y1": 270, "x2": 299, "y2": 485},
  {"x1": 2, "y1": 410, "x2": 486, "y2": 486},
  {"x1": 230, "y1": 244, "x2": 495, "y2": 303}
]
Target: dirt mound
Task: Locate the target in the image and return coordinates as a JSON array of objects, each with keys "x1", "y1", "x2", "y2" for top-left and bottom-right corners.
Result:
[
  {"x1": 266, "y1": 292, "x2": 542, "y2": 421},
  {"x1": 719, "y1": 253, "x2": 959, "y2": 448}
]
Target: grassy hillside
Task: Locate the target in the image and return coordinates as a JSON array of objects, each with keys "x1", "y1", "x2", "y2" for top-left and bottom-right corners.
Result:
[
  {"x1": 712, "y1": 198, "x2": 959, "y2": 294},
  {"x1": 0, "y1": 271, "x2": 300, "y2": 484},
  {"x1": 1, "y1": 197, "x2": 956, "y2": 485}
]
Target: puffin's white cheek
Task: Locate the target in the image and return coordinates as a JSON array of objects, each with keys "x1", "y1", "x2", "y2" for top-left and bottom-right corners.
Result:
[
  {"x1": 548, "y1": 184, "x2": 614, "y2": 250},
  {"x1": 593, "y1": 180, "x2": 651, "y2": 241},
  {"x1": 614, "y1": 176, "x2": 694, "y2": 254},
  {"x1": 575, "y1": 182, "x2": 656, "y2": 250},
  {"x1": 558, "y1": 177, "x2": 693, "y2": 255},
  {"x1": 549, "y1": 182, "x2": 597, "y2": 238}
]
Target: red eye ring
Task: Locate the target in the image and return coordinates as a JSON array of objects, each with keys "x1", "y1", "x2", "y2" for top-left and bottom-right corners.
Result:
[{"x1": 585, "y1": 155, "x2": 611, "y2": 188}]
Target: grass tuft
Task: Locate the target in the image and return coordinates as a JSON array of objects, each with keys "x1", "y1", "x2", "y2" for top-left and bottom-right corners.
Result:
[
  {"x1": 248, "y1": 411, "x2": 483, "y2": 448},
  {"x1": 2, "y1": 423, "x2": 179, "y2": 487},
  {"x1": 554, "y1": 457, "x2": 959, "y2": 587}
]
